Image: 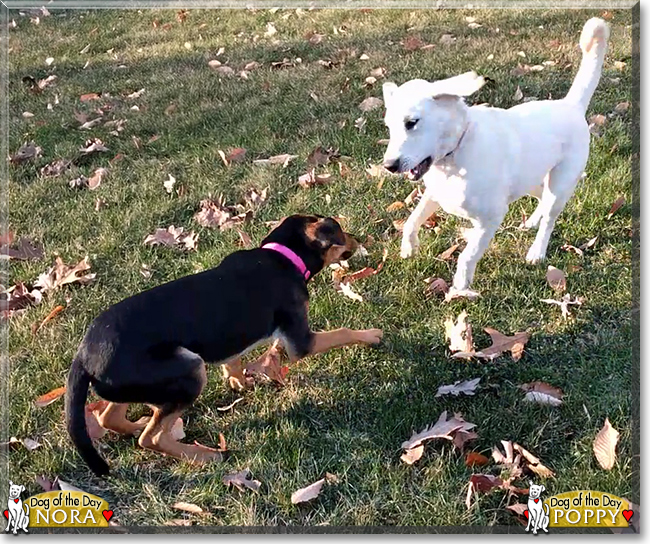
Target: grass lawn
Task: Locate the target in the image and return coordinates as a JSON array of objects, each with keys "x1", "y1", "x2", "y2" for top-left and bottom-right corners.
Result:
[{"x1": 3, "y1": 7, "x2": 635, "y2": 528}]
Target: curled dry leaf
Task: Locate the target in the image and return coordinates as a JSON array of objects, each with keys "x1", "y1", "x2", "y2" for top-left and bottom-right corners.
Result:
[
  {"x1": 453, "y1": 328, "x2": 530, "y2": 362},
  {"x1": 244, "y1": 340, "x2": 288, "y2": 385},
  {"x1": 438, "y1": 243, "x2": 460, "y2": 261},
  {"x1": 10, "y1": 142, "x2": 42, "y2": 165},
  {"x1": 593, "y1": 418, "x2": 619, "y2": 470},
  {"x1": 222, "y1": 469, "x2": 261, "y2": 492},
  {"x1": 465, "y1": 474, "x2": 504, "y2": 509},
  {"x1": 588, "y1": 114, "x2": 607, "y2": 136},
  {"x1": 40, "y1": 159, "x2": 71, "y2": 177},
  {"x1": 79, "y1": 138, "x2": 108, "y2": 155},
  {"x1": 35, "y1": 256, "x2": 96, "y2": 293},
  {"x1": 400, "y1": 444, "x2": 424, "y2": 465},
  {"x1": 34, "y1": 386, "x2": 67, "y2": 408},
  {"x1": 606, "y1": 196, "x2": 625, "y2": 219},
  {"x1": 435, "y1": 377, "x2": 480, "y2": 398},
  {"x1": 424, "y1": 277, "x2": 449, "y2": 298},
  {"x1": 513, "y1": 443, "x2": 555, "y2": 478},
  {"x1": 171, "y1": 502, "x2": 205, "y2": 515},
  {"x1": 217, "y1": 397, "x2": 244, "y2": 412},
  {"x1": 520, "y1": 381, "x2": 563, "y2": 406},
  {"x1": 143, "y1": 226, "x2": 198, "y2": 252},
  {"x1": 465, "y1": 452, "x2": 489, "y2": 467},
  {"x1": 87, "y1": 167, "x2": 108, "y2": 190},
  {"x1": 402, "y1": 411, "x2": 476, "y2": 450},
  {"x1": 453, "y1": 429, "x2": 479, "y2": 451},
  {"x1": 386, "y1": 201, "x2": 405, "y2": 213},
  {"x1": 32, "y1": 304, "x2": 65, "y2": 335},
  {"x1": 252, "y1": 153, "x2": 297, "y2": 167},
  {"x1": 194, "y1": 195, "x2": 251, "y2": 231},
  {"x1": 358, "y1": 96, "x2": 383, "y2": 112},
  {"x1": 1, "y1": 282, "x2": 43, "y2": 318},
  {"x1": 546, "y1": 265, "x2": 566, "y2": 291},
  {"x1": 513, "y1": 86, "x2": 523, "y2": 102},
  {"x1": 444, "y1": 310, "x2": 474, "y2": 353}
]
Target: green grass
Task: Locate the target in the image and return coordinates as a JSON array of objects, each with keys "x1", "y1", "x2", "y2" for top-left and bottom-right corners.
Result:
[{"x1": 3, "y1": 7, "x2": 634, "y2": 528}]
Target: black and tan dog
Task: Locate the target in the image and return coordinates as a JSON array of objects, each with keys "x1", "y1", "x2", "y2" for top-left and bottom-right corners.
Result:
[{"x1": 66, "y1": 215, "x2": 383, "y2": 475}]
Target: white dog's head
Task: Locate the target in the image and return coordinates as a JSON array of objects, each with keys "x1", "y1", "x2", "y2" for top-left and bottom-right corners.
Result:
[
  {"x1": 529, "y1": 482, "x2": 546, "y2": 499},
  {"x1": 8, "y1": 481, "x2": 25, "y2": 501},
  {"x1": 381, "y1": 71, "x2": 486, "y2": 180}
]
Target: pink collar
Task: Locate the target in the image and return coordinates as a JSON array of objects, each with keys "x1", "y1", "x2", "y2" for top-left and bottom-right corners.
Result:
[{"x1": 262, "y1": 243, "x2": 311, "y2": 281}]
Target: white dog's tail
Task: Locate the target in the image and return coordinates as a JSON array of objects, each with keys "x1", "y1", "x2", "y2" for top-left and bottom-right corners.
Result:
[{"x1": 565, "y1": 18, "x2": 610, "y2": 113}]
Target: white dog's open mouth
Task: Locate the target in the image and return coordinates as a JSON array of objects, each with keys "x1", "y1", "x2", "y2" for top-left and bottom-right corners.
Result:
[{"x1": 406, "y1": 156, "x2": 432, "y2": 181}]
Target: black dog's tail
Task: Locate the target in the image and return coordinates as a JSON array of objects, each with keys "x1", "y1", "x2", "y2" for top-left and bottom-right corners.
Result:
[{"x1": 65, "y1": 355, "x2": 109, "y2": 476}]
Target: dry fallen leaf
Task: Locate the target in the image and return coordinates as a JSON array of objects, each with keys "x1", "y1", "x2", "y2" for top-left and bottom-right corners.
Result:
[
  {"x1": 87, "y1": 167, "x2": 108, "y2": 190},
  {"x1": 0, "y1": 282, "x2": 43, "y2": 319},
  {"x1": 606, "y1": 196, "x2": 625, "y2": 219},
  {"x1": 400, "y1": 444, "x2": 424, "y2": 465},
  {"x1": 222, "y1": 469, "x2": 261, "y2": 492},
  {"x1": 439, "y1": 34, "x2": 456, "y2": 45},
  {"x1": 85, "y1": 400, "x2": 109, "y2": 440},
  {"x1": 593, "y1": 418, "x2": 619, "y2": 470},
  {"x1": 546, "y1": 266, "x2": 566, "y2": 292},
  {"x1": 513, "y1": 443, "x2": 555, "y2": 478},
  {"x1": 171, "y1": 502, "x2": 205, "y2": 515},
  {"x1": 444, "y1": 310, "x2": 474, "y2": 353},
  {"x1": 453, "y1": 328, "x2": 530, "y2": 362},
  {"x1": 194, "y1": 196, "x2": 251, "y2": 231},
  {"x1": 244, "y1": 340, "x2": 288, "y2": 385},
  {"x1": 252, "y1": 153, "x2": 297, "y2": 167},
  {"x1": 34, "y1": 256, "x2": 96, "y2": 293},
  {"x1": 588, "y1": 113, "x2": 607, "y2": 136},
  {"x1": 32, "y1": 305, "x2": 65, "y2": 335},
  {"x1": 386, "y1": 201, "x2": 405, "y2": 213},
  {"x1": 438, "y1": 243, "x2": 460, "y2": 261},
  {"x1": 435, "y1": 377, "x2": 480, "y2": 398},
  {"x1": 402, "y1": 411, "x2": 476, "y2": 450},
  {"x1": 143, "y1": 226, "x2": 198, "y2": 251},
  {"x1": 465, "y1": 474, "x2": 505, "y2": 509},
  {"x1": 513, "y1": 86, "x2": 523, "y2": 102},
  {"x1": 10, "y1": 142, "x2": 42, "y2": 165},
  {"x1": 291, "y1": 475, "x2": 337, "y2": 504},
  {"x1": 79, "y1": 138, "x2": 108, "y2": 155},
  {"x1": 226, "y1": 147, "x2": 247, "y2": 164},
  {"x1": 520, "y1": 381, "x2": 564, "y2": 406},
  {"x1": 34, "y1": 385, "x2": 67, "y2": 408},
  {"x1": 358, "y1": 96, "x2": 383, "y2": 112},
  {"x1": 40, "y1": 158, "x2": 71, "y2": 177},
  {"x1": 465, "y1": 451, "x2": 489, "y2": 467},
  {"x1": 0, "y1": 237, "x2": 44, "y2": 261},
  {"x1": 424, "y1": 277, "x2": 449, "y2": 298}
]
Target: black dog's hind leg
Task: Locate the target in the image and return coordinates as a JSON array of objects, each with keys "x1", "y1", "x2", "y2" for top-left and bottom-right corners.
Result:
[
  {"x1": 98, "y1": 403, "x2": 149, "y2": 436},
  {"x1": 136, "y1": 351, "x2": 222, "y2": 464}
]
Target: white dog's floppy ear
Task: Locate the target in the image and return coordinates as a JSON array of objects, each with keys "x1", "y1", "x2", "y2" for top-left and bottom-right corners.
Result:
[
  {"x1": 431, "y1": 71, "x2": 486, "y2": 98},
  {"x1": 382, "y1": 82, "x2": 398, "y2": 105}
]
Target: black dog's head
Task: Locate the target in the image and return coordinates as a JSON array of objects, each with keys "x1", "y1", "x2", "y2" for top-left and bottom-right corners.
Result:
[{"x1": 261, "y1": 214, "x2": 358, "y2": 277}]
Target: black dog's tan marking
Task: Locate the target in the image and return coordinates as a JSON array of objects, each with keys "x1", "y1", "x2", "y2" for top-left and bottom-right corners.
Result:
[{"x1": 65, "y1": 215, "x2": 383, "y2": 475}]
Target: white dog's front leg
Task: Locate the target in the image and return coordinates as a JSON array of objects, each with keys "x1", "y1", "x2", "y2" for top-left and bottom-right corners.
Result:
[
  {"x1": 400, "y1": 191, "x2": 440, "y2": 259},
  {"x1": 450, "y1": 219, "x2": 501, "y2": 295}
]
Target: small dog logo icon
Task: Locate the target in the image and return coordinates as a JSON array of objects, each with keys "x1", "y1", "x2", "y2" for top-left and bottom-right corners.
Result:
[
  {"x1": 525, "y1": 481, "x2": 550, "y2": 535},
  {"x1": 4, "y1": 481, "x2": 29, "y2": 535}
]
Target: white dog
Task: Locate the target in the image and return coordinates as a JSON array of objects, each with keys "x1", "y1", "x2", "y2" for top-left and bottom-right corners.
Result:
[
  {"x1": 526, "y1": 482, "x2": 550, "y2": 534},
  {"x1": 381, "y1": 18, "x2": 609, "y2": 299},
  {"x1": 5, "y1": 481, "x2": 29, "y2": 534}
]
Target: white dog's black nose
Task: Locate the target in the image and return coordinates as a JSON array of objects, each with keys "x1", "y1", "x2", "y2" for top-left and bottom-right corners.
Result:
[{"x1": 383, "y1": 159, "x2": 401, "y2": 173}]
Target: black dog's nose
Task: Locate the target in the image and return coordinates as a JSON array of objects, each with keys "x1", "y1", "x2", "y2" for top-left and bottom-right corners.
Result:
[{"x1": 382, "y1": 159, "x2": 401, "y2": 173}]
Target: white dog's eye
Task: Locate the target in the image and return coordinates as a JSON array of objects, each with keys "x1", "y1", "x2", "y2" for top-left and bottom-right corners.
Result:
[{"x1": 404, "y1": 118, "x2": 419, "y2": 130}]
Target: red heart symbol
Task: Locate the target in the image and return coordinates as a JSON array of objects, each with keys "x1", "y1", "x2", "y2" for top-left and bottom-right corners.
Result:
[
  {"x1": 102, "y1": 510, "x2": 114, "y2": 522},
  {"x1": 14, "y1": 499, "x2": 19, "y2": 503},
  {"x1": 534, "y1": 498, "x2": 539, "y2": 503},
  {"x1": 524, "y1": 510, "x2": 529, "y2": 519},
  {"x1": 2, "y1": 510, "x2": 8, "y2": 519},
  {"x1": 622, "y1": 510, "x2": 634, "y2": 522}
]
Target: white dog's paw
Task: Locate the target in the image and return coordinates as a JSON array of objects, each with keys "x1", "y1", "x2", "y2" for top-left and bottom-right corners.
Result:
[
  {"x1": 400, "y1": 236, "x2": 419, "y2": 259},
  {"x1": 525, "y1": 245, "x2": 547, "y2": 264},
  {"x1": 445, "y1": 288, "x2": 481, "y2": 302}
]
